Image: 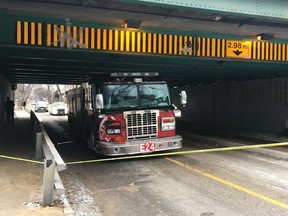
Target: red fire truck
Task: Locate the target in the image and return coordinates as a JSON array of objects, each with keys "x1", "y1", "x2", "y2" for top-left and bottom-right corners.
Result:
[{"x1": 67, "y1": 73, "x2": 187, "y2": 156}]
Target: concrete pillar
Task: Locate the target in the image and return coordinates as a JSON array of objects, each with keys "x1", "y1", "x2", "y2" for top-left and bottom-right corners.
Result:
[{"x1": 0, "y1": 73, "x2": 12, "y2": 130}]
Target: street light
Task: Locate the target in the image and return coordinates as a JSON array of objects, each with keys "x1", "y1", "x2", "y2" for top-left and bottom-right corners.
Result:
[
  {"x1": 257, "y1": 33, "x2": 273, "y2": 41},
  {"x1": 125, "y1": 19, "x2": 141, "y2": 30}
]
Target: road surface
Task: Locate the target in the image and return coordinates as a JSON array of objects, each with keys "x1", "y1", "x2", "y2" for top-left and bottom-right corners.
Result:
[{"x1": 39, "y1": 113, "x2": 288, "y2": 216}]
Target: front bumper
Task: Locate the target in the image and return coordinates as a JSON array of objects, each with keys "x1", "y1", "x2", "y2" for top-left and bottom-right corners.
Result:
[
  {"x1": 98, "y1": 135, "x2": 182, "y2": 156},
  {"x1": 52, "y1": 109, "x2": 67, "y2": 115},
  {"x1": 36, "y1": 107, "x2": 47, "y2": 112}
]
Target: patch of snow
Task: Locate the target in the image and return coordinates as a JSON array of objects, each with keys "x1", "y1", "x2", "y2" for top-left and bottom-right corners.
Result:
[
  {"x1": 23, "y1": 201, "x2": 42, "y2": 208},
  {"x1": 63, "y1": 173, "x2": 101, "y2": 216}
]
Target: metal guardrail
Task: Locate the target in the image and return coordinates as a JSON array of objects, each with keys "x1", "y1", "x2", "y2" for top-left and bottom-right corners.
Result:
[{"x1": 30, "y1": 111, "x2": 67, "y2": 206}]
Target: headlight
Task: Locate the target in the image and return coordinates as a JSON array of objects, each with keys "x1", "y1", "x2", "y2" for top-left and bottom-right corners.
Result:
[
  {"x1": 106, "y1": 121, "x2": 121, "y2": 134},
  {"x1": 107, "y1": 129, "x2": 121, "y2": 134},
  {"x1": 161, "y1": 117, "x2": 175, "y2": 131}
]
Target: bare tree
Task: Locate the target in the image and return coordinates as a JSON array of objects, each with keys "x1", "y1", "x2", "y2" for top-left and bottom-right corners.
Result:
[
  {"x1": 45, "y1": 85, "x2": 54, "y2": 103},
  {"x1": 15, "y1": 84, "x2": 34, "y2": 106},
  {"x1": 56, "y1": 85, "x2": 63, "y2": 102},
  {"x1": 16, "y1": 84, "x2": 76, "y2": 105},
  {"x1": 24, "y1": 84, "x2": 34, "y2": 102}
]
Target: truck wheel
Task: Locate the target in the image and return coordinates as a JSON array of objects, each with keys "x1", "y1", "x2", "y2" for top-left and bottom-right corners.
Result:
[
  {"x1": 87, "y1": 130, "x2": 101, "y2": 153},
  {"x1": 68, "y1": 113, "x2": 74, "y2": 130},
  {"x1": 87, "y1": 131, "x2": 94, "y2": 152}
]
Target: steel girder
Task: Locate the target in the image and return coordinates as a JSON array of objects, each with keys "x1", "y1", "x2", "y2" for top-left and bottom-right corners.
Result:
[{"x1": 118, "y1": 0, "x2": 288, "y2": 20}]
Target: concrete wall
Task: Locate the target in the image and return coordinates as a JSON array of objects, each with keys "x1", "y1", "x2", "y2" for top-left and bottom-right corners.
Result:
[
  {"x1": 171, "y1": 78, "x2": 288, "y2": 134},
  {"x1": 0, "y1": 73, "x2": 12, "y2": 130}
]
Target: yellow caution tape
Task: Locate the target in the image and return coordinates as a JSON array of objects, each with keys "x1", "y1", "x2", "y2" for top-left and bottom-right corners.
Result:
[
  {"x1": 1, "y1": 141, "x2": 288, "y2": 165},
  {"x1": 0, "y1": 154, "x2": 44, "y2": 164},
  {"x1": 66, "y1": 141, "x2": 288, "y2": 165}
]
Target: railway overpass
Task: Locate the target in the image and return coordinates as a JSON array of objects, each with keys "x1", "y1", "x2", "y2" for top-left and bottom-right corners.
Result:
[{"x1": 1, "y1": 0, "x2": 288, "y2": 133}]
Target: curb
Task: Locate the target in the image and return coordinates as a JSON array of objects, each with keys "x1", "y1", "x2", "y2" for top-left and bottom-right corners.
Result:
[{"x1": 61, "y1": 193, "x2": 75, "y2": 216}]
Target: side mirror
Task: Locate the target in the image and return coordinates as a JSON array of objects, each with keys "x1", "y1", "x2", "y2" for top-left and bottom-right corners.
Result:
[
  {"x1": 180, "y1": 90, "x2": 187, "y2": 106},
  {"x1": 172, "y1": 104, "x2": 181, "y2": 117},
  {"x1": 174, "y1": 109, "x2": 182, "y2": 118},
  {"x1": 96, "y1": 94, "x2": 104, "y2": 109}
]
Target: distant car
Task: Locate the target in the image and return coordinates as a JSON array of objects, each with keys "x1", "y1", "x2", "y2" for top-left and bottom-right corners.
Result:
[
  {"x1": 48, "y1": 102, "x2": 68, "y2": 115},
  {"x1": 35, "y1": 101, "x2": 49, "y2": 112},
  {"x1": 30, "y1": 100, "x2": 37, "y2": 106}
]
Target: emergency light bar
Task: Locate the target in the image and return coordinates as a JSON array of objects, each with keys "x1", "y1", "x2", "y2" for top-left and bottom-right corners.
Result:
[{"x1": 111, "y1": 72, "x2": 159, "y2": 77}]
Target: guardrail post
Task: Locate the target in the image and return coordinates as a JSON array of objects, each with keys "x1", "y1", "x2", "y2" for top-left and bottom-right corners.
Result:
[
  {"x1": 43, "y1": 159, "x2": 56, "y2": 206},
  {"x1": 32, "y1": 111, "x2": 67, "y2": 209},
  {"x1": 32, "y1": 117, "x2": 38, "y2": 146},
  {"x1": 30, "y1": 110, "x2": 33, "y2": 126},
  {"x1": 35, "y1": 133, "x2": 43, "y2": 160}
]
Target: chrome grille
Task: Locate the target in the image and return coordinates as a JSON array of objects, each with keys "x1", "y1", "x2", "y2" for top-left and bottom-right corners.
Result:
[{"x1": 124, "y1": 110, "x2": 159, "y2": 140}]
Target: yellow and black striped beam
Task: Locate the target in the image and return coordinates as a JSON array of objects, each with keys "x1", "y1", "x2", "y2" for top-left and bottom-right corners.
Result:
[
  {"x1": 15, "y1": 21, "x2": 225, "y2": 58},
  {"x1": 15, "y1": 21, "x2": 288, "y2": 62},
  {"x1": 16, "y1": 21, "x2": 43, "y2": 45},
  {"x1": 251, "y1": 41, "x2": 288, "y2": 61}
]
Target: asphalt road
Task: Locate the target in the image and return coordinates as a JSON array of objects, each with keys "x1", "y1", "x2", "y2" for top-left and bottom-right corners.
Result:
[{"x1": 39, "y1": 113, "x2": 288, "y2": 216}]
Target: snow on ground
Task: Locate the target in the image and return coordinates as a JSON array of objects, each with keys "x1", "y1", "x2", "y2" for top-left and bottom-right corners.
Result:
[{"x1": 61, "y1": 170, "x2": 102, "y2": 216}]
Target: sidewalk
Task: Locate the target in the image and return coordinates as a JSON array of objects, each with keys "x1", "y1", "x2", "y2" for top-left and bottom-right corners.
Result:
[{"x1": 0, "y1": 109, "x2": 65, "y2": 216}]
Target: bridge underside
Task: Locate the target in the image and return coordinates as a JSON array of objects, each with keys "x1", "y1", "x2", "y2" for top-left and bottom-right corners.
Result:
[
  {"x1": 0, "y1": 0, "x2": 288, "y2": 85},
  {"x1": 1, "y1": 45, "x2": 288, "y2": 86}
]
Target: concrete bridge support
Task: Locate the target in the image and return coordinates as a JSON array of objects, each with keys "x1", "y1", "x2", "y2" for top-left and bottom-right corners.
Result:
[
  {"x1": 0, "y1": 73, "x2": 12, "y2": 130},
  {"x1": 172, "y1": 78, "x2": 288, "y2": 134}
]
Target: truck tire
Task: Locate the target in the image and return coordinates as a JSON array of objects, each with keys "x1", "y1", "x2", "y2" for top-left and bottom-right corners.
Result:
[
  {"x1": 87, "y1": 129, "x2": 97, "y2": 152},
  {"x1": 68, "y1": 113, "x2": 74, "y2": 130}
]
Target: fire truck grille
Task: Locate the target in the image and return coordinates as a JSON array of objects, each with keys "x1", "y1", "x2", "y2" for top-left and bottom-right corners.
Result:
[{"x1": 125, "y1": 111, "x2": 158, "y2": 140}]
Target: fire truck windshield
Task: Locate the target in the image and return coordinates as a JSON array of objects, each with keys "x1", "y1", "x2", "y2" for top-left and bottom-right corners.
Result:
[{"x1": 102, "y1": 83, "x2": 171, "y2": 110}]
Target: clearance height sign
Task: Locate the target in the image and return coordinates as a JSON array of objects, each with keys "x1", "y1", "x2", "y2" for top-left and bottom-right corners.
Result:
[{"x1": 226, "y1": 40, "x2": 252, "y2": 59}]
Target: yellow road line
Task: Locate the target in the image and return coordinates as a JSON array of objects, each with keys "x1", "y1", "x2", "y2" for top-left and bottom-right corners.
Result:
[
  {"x1": 0, "y1": 155, "x2": 43, "y2": 164},
  {"x1": 66, "y1": 141, "x2": 288, "y2": 165},
  {"x1": 165, "y1": 157, "x2": 288, "y2": 209}
]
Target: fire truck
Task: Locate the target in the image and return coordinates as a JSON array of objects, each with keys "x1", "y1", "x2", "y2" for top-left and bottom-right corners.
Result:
[{"x1": 67, "y1": 73, "x2": 187, "y2": 156}]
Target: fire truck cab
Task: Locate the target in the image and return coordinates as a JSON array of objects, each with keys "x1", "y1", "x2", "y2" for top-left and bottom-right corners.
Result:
[{"x1": 67, "y1": 73, "x2": 186, "y2": 156}]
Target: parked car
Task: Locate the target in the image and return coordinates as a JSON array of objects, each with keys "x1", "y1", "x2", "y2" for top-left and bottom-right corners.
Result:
[
  {"x1": 35, "y1": 101, "x2": 49, "y2": 112},
  {"x1": 48, "y1": 102, "x2": 68, "y2": 115}
]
